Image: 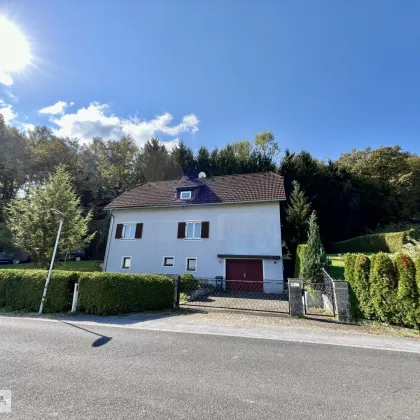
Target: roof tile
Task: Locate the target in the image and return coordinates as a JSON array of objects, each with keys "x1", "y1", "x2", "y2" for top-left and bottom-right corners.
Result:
[{"x1": 105, "y1": 172, "x2": 286, "y2": 209}]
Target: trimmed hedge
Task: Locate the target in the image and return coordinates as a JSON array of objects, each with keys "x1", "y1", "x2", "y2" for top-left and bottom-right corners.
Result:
[
  {"x1": 395, "y1": 254, "x2": 418, "y2": 327},
  {"x1": 179, "y1": 274, "x2": 200, "y2": 292},
  {"x1": 370, "y1": 253, "x2": 398, "y2": 323},
  {"x1": 294, "y1": 244, "x2": 308, "y2": 277},
  {"x1": 353, "y1": 254, "x2": 374, "y2": 319},
  {"x1": 330, "y1": 231, "x2": 409, "y2": 254},
  {"x1": 344, "y1": 254, "x2": 357, "y2": 285},
  {"x1": 344, "y1": 252, "x2": 420, "y2": 328},
  {"x1": 77, "y1": 272, "x2": 174, "y2": 315},
  {"x1": 0, "y1": 269, "x2": 78, "y2": 312}
]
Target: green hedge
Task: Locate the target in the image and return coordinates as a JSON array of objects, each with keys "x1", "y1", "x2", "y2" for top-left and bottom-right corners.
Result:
[
  {"x1": 395, "y1": 254, "x2": 418, "y2": 327},
  {"x1": 0, "y1": 269, "x2": 78, "y2": 312},
  {"x1": 344, "y1": 252, "x2": 420, "y2": 328},
  {"x1": 294, "y1": 244, "x2": 308, "y2": 277},
  {"x1": 330, "y1": 231, "x2": 409, "y2": 254},
  {"x1": 353, "y1": 254, "x2": 374, "y2": 319},
  {"x1": 179, "y1": 274, "x2": 200, "y2": 292},
  {"x1": 370, "y1": 253, "x2": 398, "y2": 323},
  {"x1": 77, "y1": 272, "x2": 174, "y2": 315}
]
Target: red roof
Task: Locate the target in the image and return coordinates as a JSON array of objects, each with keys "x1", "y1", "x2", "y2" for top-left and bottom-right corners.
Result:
[{"x1": 105, "y1": 172, "x2": 286, "y2": 210}]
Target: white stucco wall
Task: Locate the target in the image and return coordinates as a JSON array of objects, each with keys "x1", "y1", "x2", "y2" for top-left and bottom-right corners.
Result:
[{"x1": 104, "y1": 202, "x2": 284, "y2": 286}]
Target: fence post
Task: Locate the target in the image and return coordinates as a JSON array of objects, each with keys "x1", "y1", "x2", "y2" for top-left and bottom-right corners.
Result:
[
  {"x1": 71, "y1": 283, "x2": 79, "y2": 313},
  {"x1": 288, "y1": 279, "x2": 304, "y2": 316},
  {"x1": 332, "y1": 280, "x2": 352, "y2": 322},
  {"x1": 174, "y1": 275, "x2": 181, "y2": 308}
]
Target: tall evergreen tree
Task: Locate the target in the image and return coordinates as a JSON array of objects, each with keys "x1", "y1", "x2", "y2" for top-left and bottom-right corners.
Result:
[
  {"x1": 6, "y1": 166, "x2": 94, "y2": 265},
  {"x1": 285, "y1": 181, "x2": 311, "y2": 258},
  {"x1": 195, "y1": 145, "x2": 211, "y2": 175},
  {"x1": 301, "y1": 211, "x2": 328, "y2": 283}
]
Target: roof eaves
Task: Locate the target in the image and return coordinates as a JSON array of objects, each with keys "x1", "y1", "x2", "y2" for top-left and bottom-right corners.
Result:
[{"x1": 105, "y1": 198, "x2": 286, "y2": 211}]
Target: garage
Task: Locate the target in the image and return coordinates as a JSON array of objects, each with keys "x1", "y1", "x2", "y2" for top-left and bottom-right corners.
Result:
[{"x1": 226, "y1": 259, "x2": 263, "y2": 292}]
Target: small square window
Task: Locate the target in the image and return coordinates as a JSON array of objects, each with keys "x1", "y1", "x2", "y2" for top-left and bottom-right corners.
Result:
[
  {"x1": 122, "y1": 257, "x2": 131, "y2": 269},
  {"x1": 163, "y1": 257, "x2": 174, "y2": 267},
  {"x1": 180, "y1": 191, "x2": 192, "y2": 200},
  {"x1": 186, "y1": 258, "x2": 197, "y2": 272}
]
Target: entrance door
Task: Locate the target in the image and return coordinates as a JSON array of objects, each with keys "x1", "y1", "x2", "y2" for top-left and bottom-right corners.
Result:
[{"x1": 226, "y1": 259, "x2": 263, "y2": 292}]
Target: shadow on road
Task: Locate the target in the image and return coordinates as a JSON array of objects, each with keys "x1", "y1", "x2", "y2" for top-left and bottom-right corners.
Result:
[{"x1": 60, "y1": 321, "x2": 112, "y2": 347}]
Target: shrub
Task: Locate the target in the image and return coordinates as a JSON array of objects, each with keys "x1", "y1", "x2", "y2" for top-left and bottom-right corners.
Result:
[
  {"x1": 294, "y1": 244, "x2": 307, "y2": 277},
  {"x1": 344, "y1": 254, "x2": 357, "y2": 284},
  {"x1": 179, "y1": 274, "x2": 200, "y2": 292},
  {"x1": 353, "y1": 254, "x2": 375, "y2": 319},
  {"x1": 0, "y1": 269, "x2": 78, "y2": 312},
  {"x1": 78, "y1": 272, "x2": 174, "y2": 315},
  {"x1": 394, "y1": 253, "x2": 418, "y2": 327},
  {"x1": 330, "y1": 231, "x2": 409, "y2": 254},
  {"x1": 370, "y1": 253, "x2": 398, "y2": 323}
]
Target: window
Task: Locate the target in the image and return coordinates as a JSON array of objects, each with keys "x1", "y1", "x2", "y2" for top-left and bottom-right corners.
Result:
[
  {"x1": 185, "y1": 222, "x2": 202, "y2": 239},
  {"x1": 163, "y1": 257, "x2": 174, "y2": 267},
  {"x1": 180, "y1": 190, "x2": 192, "y2": 200},
  {"x1": 122, "y1": 257, "x2": 131, "y2": 269},
  {"x1": 186, "y1": 258, "x2": 197, "y2": 272},
  {"x1": 122, "y1": 223, "x2": 136, "y2": 240}
]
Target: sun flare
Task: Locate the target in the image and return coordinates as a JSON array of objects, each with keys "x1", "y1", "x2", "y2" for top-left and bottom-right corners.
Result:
[{"x1": 0, "y1": 16, "x2": 31, "y2": 83}]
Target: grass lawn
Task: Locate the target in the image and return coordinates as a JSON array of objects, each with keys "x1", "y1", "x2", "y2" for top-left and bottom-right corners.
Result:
[
  {"x1": 327, "y1": 254, "x2": 345, "y2": 279},
  {"x1": 0, "y1": 260, "x2": 102, "y2": 272}
]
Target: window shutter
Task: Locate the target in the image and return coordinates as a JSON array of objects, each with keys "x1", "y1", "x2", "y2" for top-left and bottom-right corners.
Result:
[
  {"x1": 135, "y1": 223, "x2": 143, "y2": 239},
  {"x1": 177, "y1": 222, "x2": 186, "y2": 239},
  {"x1": 201, "y1": 221, "x2": 210, "y2": 238},
  {"x1": 115, "y1": 224, "x2": 123, "y2": 239}
]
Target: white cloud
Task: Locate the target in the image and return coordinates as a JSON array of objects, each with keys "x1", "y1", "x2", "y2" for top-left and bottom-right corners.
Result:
[
  {"x1": 39, "y1": 101, "x2": 72, "y2": 115},
  {"x1": 0, "y1": 70, "x2": 13, "y2": 86},
  {"x1": 0, "y1": 99, "x2": 17, "y2": 123},
  {"x1": 49, "y1": 102, "x2": 199, "y2": 147}
]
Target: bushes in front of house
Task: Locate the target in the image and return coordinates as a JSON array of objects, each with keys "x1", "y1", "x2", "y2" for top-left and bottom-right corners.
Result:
[
  {"x1": 179, "y1": 273, "x2": 200, "y2": 292},
  {"x1": 0, "y1": 269, "x2": 78, "y2": 312},
  {"x1": 330, "y1": 231, "x2": 410, "y2": 254},
  {"x1": 77, "y1": 272, "x2": 174, "y2": 315},
  {"x1": 0, "y1": 269, "x2": 175, "y2": 315},
  {"x1": 344, "y1": 252, "x2": 420, "y2": 328}
]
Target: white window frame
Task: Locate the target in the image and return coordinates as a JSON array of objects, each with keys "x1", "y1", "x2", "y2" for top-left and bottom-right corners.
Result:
[
  {"x1": 121, "y1": 256, "x2": 132, "y2": 270},
  {"x1": 186, "y1": 257, "x2": 197, "y2": 272},
  {"x1": 162, "y1": 256, "x2": 175, "y2": 267},
  {"x1": 180, "y1": 190, "x2": 192, "y2": 200},
  {"x1": 185, "y1": 221, "x2": 202, "y2": 240},
  {"x1": 121, "y1": 223, "x2": 137, "y2": 240}
]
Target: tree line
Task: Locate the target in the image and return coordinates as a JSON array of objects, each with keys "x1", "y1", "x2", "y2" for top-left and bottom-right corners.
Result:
[{"x1": 1, "y1": 113, "x2": 420, "y2": 260}]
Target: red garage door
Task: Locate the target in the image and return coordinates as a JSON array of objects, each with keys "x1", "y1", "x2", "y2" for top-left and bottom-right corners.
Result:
[{"x1": 226, "y1": 259, "x2": 263, "y2": 292}]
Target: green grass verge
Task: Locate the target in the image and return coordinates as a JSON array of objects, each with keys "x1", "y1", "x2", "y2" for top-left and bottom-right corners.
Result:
[{"x1": 0, "y1": 260, "x2": 102, "y2": 272}]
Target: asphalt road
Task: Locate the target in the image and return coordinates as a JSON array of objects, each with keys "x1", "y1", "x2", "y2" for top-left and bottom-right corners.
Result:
[{"x1": 1, "y1": 317, "x2": 420, "y2": 419}]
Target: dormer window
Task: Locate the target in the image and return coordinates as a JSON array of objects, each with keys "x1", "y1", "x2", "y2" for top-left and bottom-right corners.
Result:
[{"x1": 180, "y1": 190, "x2": 192, "y2": 200}]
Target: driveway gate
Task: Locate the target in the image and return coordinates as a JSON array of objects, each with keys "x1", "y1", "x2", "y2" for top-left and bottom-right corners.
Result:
[
  {"x1": 302, "y1": 279, "x2": 336, "y2": 317},
  {"x1": 178, "y1": 277, "x2": 289, "y2": 314}
]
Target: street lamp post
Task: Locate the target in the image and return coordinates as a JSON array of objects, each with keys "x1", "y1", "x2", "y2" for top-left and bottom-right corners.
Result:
[{"x1": 39, "y1": 209, "x2": 65, "y2": 315}]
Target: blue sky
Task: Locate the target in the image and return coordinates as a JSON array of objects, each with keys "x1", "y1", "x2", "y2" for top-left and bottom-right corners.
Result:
[{"x1": 1, "y1": 0, "x2": 420, "y2": 159}]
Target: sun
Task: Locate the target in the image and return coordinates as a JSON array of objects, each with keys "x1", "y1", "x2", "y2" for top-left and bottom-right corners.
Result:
[{"x1": 0, "y1": 16, "x2": 31, "y2": 74}]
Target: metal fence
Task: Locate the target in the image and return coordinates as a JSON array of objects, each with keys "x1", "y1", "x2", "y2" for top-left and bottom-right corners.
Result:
[
  {"x1": 178, "y1": 277, "x2": 289, "y2": 313},
  {"x1": 303, "y1": 269, "x2": 336, "y2": 316}
]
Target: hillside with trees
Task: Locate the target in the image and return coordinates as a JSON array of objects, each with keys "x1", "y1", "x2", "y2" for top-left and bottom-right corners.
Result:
[{"x1": 1, "y1": 113, "x2": 420, "y2": 259}]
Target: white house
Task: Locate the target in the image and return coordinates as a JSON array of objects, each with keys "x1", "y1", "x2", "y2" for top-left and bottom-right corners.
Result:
[{"x1": 103, "y1": 172, "x2": 286, "y2": 293}]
